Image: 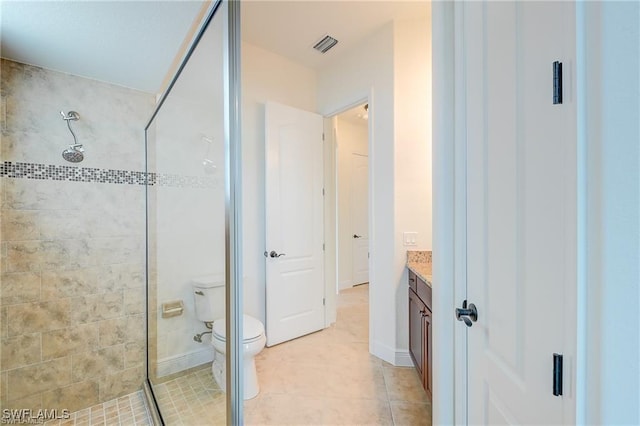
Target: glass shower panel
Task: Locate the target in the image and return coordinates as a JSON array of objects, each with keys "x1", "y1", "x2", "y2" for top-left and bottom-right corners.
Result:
[{"x1": 145, "y1": 4, "x2": 227, "y2": 424}]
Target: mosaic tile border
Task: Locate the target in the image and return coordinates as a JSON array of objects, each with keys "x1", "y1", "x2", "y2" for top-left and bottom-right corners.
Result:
[{"x1": 0, "y1": 161, "x2": 218, "y2": 189}]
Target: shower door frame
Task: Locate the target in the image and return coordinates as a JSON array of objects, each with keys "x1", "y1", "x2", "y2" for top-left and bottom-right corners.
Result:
[{"x1": 142, "y1": 1, "x2": 244, "y2": 424}]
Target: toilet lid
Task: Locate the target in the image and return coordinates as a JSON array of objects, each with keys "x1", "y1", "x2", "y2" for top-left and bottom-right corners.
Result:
[{"x1": 213, "y1": 314, "x2": 264, "y2": 341}]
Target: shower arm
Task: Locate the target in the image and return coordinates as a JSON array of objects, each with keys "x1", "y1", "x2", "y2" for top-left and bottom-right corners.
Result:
[
  {"x1": 61, "y1": 111, "x2": 82, "y2": 148},
  {"x1": 65, "y1": 120, "x2": 80, "y2": 147}
]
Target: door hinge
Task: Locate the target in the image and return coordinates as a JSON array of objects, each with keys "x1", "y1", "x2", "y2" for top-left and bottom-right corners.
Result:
[
  {"x1": 322, "y1": 188, "x2": 325, "y2": 196},
  {"x1": 322, "y1": 133, "x2": 325, "y2": 141},
  {"x1": 553, "y1": 353, "x2": 563, "y2": 396},
  {"x1": 323, "y1": 297, "x2": 326, "y2": 306},
  {"x1": 553, "y1": 61, "x2": 563, "y2": 104},
  {"x1": 322, "y1": 243, "x2": 325, "y2": 251}
]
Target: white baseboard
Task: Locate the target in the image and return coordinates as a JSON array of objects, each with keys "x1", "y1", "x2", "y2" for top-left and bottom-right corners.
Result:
[
  {"x1": 157, "y1": 348, "x2": 213, "y2": 378},
  {"x1": 394, "y1": 350, "x2": 415, "y2": 367},
  {"x1": 339, "y1": 279, "x2": 353, "y2": 290},
  {"x1": 371, "y1": 340, "x2": 414, "y2": 367}
]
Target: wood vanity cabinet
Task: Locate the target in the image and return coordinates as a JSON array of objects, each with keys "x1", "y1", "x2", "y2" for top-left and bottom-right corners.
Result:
[{"x1": 408, "y1": 270, "x2": 432, "y2": 399}]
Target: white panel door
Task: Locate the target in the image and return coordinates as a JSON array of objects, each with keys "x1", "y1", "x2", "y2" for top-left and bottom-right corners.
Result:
[
  {"x1": 463, "y1": 1, "x2": 576, "y2": 424},
  {"x1": 265, "y1": 101, "x2": 325, "y2": 347},
  {"x1": 351, "y1": 153, "x2": 369, "y2": 285}
]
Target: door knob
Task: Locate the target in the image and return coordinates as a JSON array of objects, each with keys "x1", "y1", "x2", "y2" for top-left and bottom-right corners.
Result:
[
  {"x1": 269, "y1": 250, "x2": 286, "y2": 258},
  {"x1": 353, "y1": 234, "x2": 362, "y2": 239},
  {"x1": 455, "y1": 300, "x2": 478, "y2": 327}
]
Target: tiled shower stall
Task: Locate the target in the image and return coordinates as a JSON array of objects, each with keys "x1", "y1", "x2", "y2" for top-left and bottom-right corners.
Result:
[{"x1": 0, "y1": 58, "x2": 154, "y2": 412}]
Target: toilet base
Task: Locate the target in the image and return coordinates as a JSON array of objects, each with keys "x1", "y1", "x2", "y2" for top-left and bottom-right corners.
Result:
[{"x1": 212, "y1": 351, "x2": 260, "y2": 400}]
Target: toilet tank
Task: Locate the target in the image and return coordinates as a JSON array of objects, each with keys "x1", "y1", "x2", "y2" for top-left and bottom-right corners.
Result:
[{"x1": 192, "y1": 274, "x2": 225, "y2": 323}]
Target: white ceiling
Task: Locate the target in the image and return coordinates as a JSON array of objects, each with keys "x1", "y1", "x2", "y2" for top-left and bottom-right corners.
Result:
[
  {"x1": 0, "y1": 0, "x2": 206, "y2": 93},
  {"x1": 242, "y1": 1, "x2": 429, "y2": 70},
  {"x1": 0, "y1": 1, "x2": 428, "y2": 93}
]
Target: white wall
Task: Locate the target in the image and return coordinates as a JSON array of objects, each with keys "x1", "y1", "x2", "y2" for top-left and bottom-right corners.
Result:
[
  {"x1": 317, "y1": 13, "x2": 431, "y2": 364},
  {"x1": 582, "y1": 2, "x2": 640, "y2": 423},
  {"x1": 317, "y1": 22, "x2": 397, "y2": 363},
  {"x1": 393, "y1": 16, "x2": 432, "y2": 353},
  {"x1": 336, "y1": 117, "x2": 368, "y2": 290},
  {"x1": 241, "y1": 42, "x2": 317, "y2": 322}
]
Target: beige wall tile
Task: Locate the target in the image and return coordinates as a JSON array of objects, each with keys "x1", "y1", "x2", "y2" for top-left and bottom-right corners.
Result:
[
  {"x1": 2, "y1": 180, "x2": 72, "y2": 211},
  {"x1": 7, "y1": 299, "x2": 70, "y2": 336},
  {"x1": 124, "y1": 341, "x2": 145, "y2": 369},
  {"x1": 42, "y1": 324, "x2": 99, "y2": 360},
  {"x1": 89, "y1": 238, "x2": 143, "y2": 266},
  {"x1": 1, "y1": 333, "x2": 41, "y2": 371},
  {"x1": 1, "y1": 308, "x2": 7, "y2": 339},
  {"x1": 98, "y1": 263, "x2": 143, "y2": 293},
  {"x1": 67, "y1": 239, "x2": 108, "y2": 270},
  {"x1": 71, "y1": 345, "x2": 124, "y2": 382},
  {"x1": 1, "y1": 59, "x2": 151, "y2": 415},
  {"x1": 123, "y1": 288, "x2": 144, "y2": 315},
  {"x1": 42, "y1": 380, "x2": 99, "y2": 413},
  {"x1": 1, "y1": 393, "x2": 43, "y2": 412},
  {"x1": 5, "y1": 240, "x2": 80, "y2": 273},
  {"x1": 41, "y1": 269, "x2": 99, "y2": 300},
  {"x1": 1, "y1": 272, "x2": 41, "y2": 305},
  {"x1": 125, "y1": 314, "x2": 145, "y2": 343},
  {"x1": 7, "y1": 357, "x2": 72, "y2": 401},
  {"x1": 70, "y1": 291, "x2": 123, "y2": 324},
  {"x1": 1, "y1": 243, "x2": 7, "y2": 277},
  {"x1": 98, "y1": 366, "x2": 143, "y2": 402},
  {"x1": 1, "y1": 210, "x2": 40, "y2": 241},
  {"x1": 39, "y1": 211, "x2": 87, "y2": 241},
  {"x1": 1, "y1": 372, "x2": 7, "y2": 406},
  {"x1": 97, "y1": 318, "x2": 127, "y2": 347},
  {"x1": 5, "y1": 241, "x2": 41, "y2": 273}
]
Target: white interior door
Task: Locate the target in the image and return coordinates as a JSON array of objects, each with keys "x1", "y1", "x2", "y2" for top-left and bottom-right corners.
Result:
[
  {"x1": 265, "y1": 101, "x2": 325, "y2": 347},
  {"x1": 351, "y1": 153, "x2": 369, "y2": 285},
  {"x1": 463, "y1": 1, "x2": 576, "y2": 424}
]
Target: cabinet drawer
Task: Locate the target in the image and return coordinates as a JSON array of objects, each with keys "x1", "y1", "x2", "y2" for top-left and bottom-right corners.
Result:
[
  {"x1": 416, "y1": 276, "x2": 432, "y2": 310},
  {"x1": 408, "y1": 270, "x2": 418, "y2": 292}
]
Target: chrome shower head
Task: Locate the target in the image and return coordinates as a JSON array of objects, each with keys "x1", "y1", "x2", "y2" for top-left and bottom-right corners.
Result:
[
  {"x1": 60, "y1": 110, "x2": 84, "y2": 163},
  {"x1": 62, "y1": 146, "x2": 84, "y2": 163}
]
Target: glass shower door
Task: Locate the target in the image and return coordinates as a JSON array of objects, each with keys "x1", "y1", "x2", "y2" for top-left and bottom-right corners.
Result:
[{"x1": 144, "y1": 2, "x2": 242, "y2": 424}]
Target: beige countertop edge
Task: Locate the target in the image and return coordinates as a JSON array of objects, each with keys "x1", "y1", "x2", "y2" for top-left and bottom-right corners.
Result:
[{"x1": 407, "y1": 262, "x2": 433, "y2": 288}]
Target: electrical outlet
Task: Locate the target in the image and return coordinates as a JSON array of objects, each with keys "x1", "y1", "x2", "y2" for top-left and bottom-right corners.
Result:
[{"x1": 403, "y1": 232, "x2": 417, "y2": 246}]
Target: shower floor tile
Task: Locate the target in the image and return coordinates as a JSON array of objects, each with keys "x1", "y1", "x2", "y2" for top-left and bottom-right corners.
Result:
[{"x1": 43, "y1": 390, "x2": 151, "y2": 426}]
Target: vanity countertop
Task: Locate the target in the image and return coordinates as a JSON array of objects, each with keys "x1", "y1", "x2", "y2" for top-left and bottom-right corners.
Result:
[{"x1": 406, "y1": 250, "x2": 433, "y2": 287}]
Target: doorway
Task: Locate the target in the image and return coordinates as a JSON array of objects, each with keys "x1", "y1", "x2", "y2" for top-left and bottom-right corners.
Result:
[{"x1": 335, "y1": 103, "x2": 370, "y2": 292}]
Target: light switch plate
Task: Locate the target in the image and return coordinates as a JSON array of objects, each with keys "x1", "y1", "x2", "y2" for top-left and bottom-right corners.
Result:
[{"x1": 403, "y1": 232, "x2": 417, "y2": 246}]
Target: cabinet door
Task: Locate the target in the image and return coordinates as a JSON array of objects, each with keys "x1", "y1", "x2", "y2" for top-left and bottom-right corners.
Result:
[
  {"x1": 423, "y1": 307, "x2": 433, "y2": 400},
  {"x1": 408, "y1": 288, "x2": 425, "y2": 376}
]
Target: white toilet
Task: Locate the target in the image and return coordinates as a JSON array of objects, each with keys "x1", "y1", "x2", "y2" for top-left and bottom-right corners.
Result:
[{"x1": 192, "y1": 275, "x2": 266, "y2": 400}]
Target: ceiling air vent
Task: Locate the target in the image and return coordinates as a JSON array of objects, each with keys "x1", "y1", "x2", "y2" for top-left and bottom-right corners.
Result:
[{"x1": 313, "y1": 35, "x2": 338, "y2": 54}]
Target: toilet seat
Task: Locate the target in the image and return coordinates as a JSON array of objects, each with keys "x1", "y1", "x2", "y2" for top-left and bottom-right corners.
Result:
[{"x1": 212, "y1": 314, "x2": 264, "y2": 344}]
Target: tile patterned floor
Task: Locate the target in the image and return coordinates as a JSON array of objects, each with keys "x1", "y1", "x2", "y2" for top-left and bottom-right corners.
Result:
[
  {"x1": 244, "y1": 284, "x2": 432, "y2": 426},
  {"x1": 81, "y1": 284, "x2": 430, "y2": 425},
  {"x1": 43, "y1": 391, "x2": 151, "y2": 426},
  {"x1": 152, "y1": 367, "x2": 225, "y2": 425}
]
